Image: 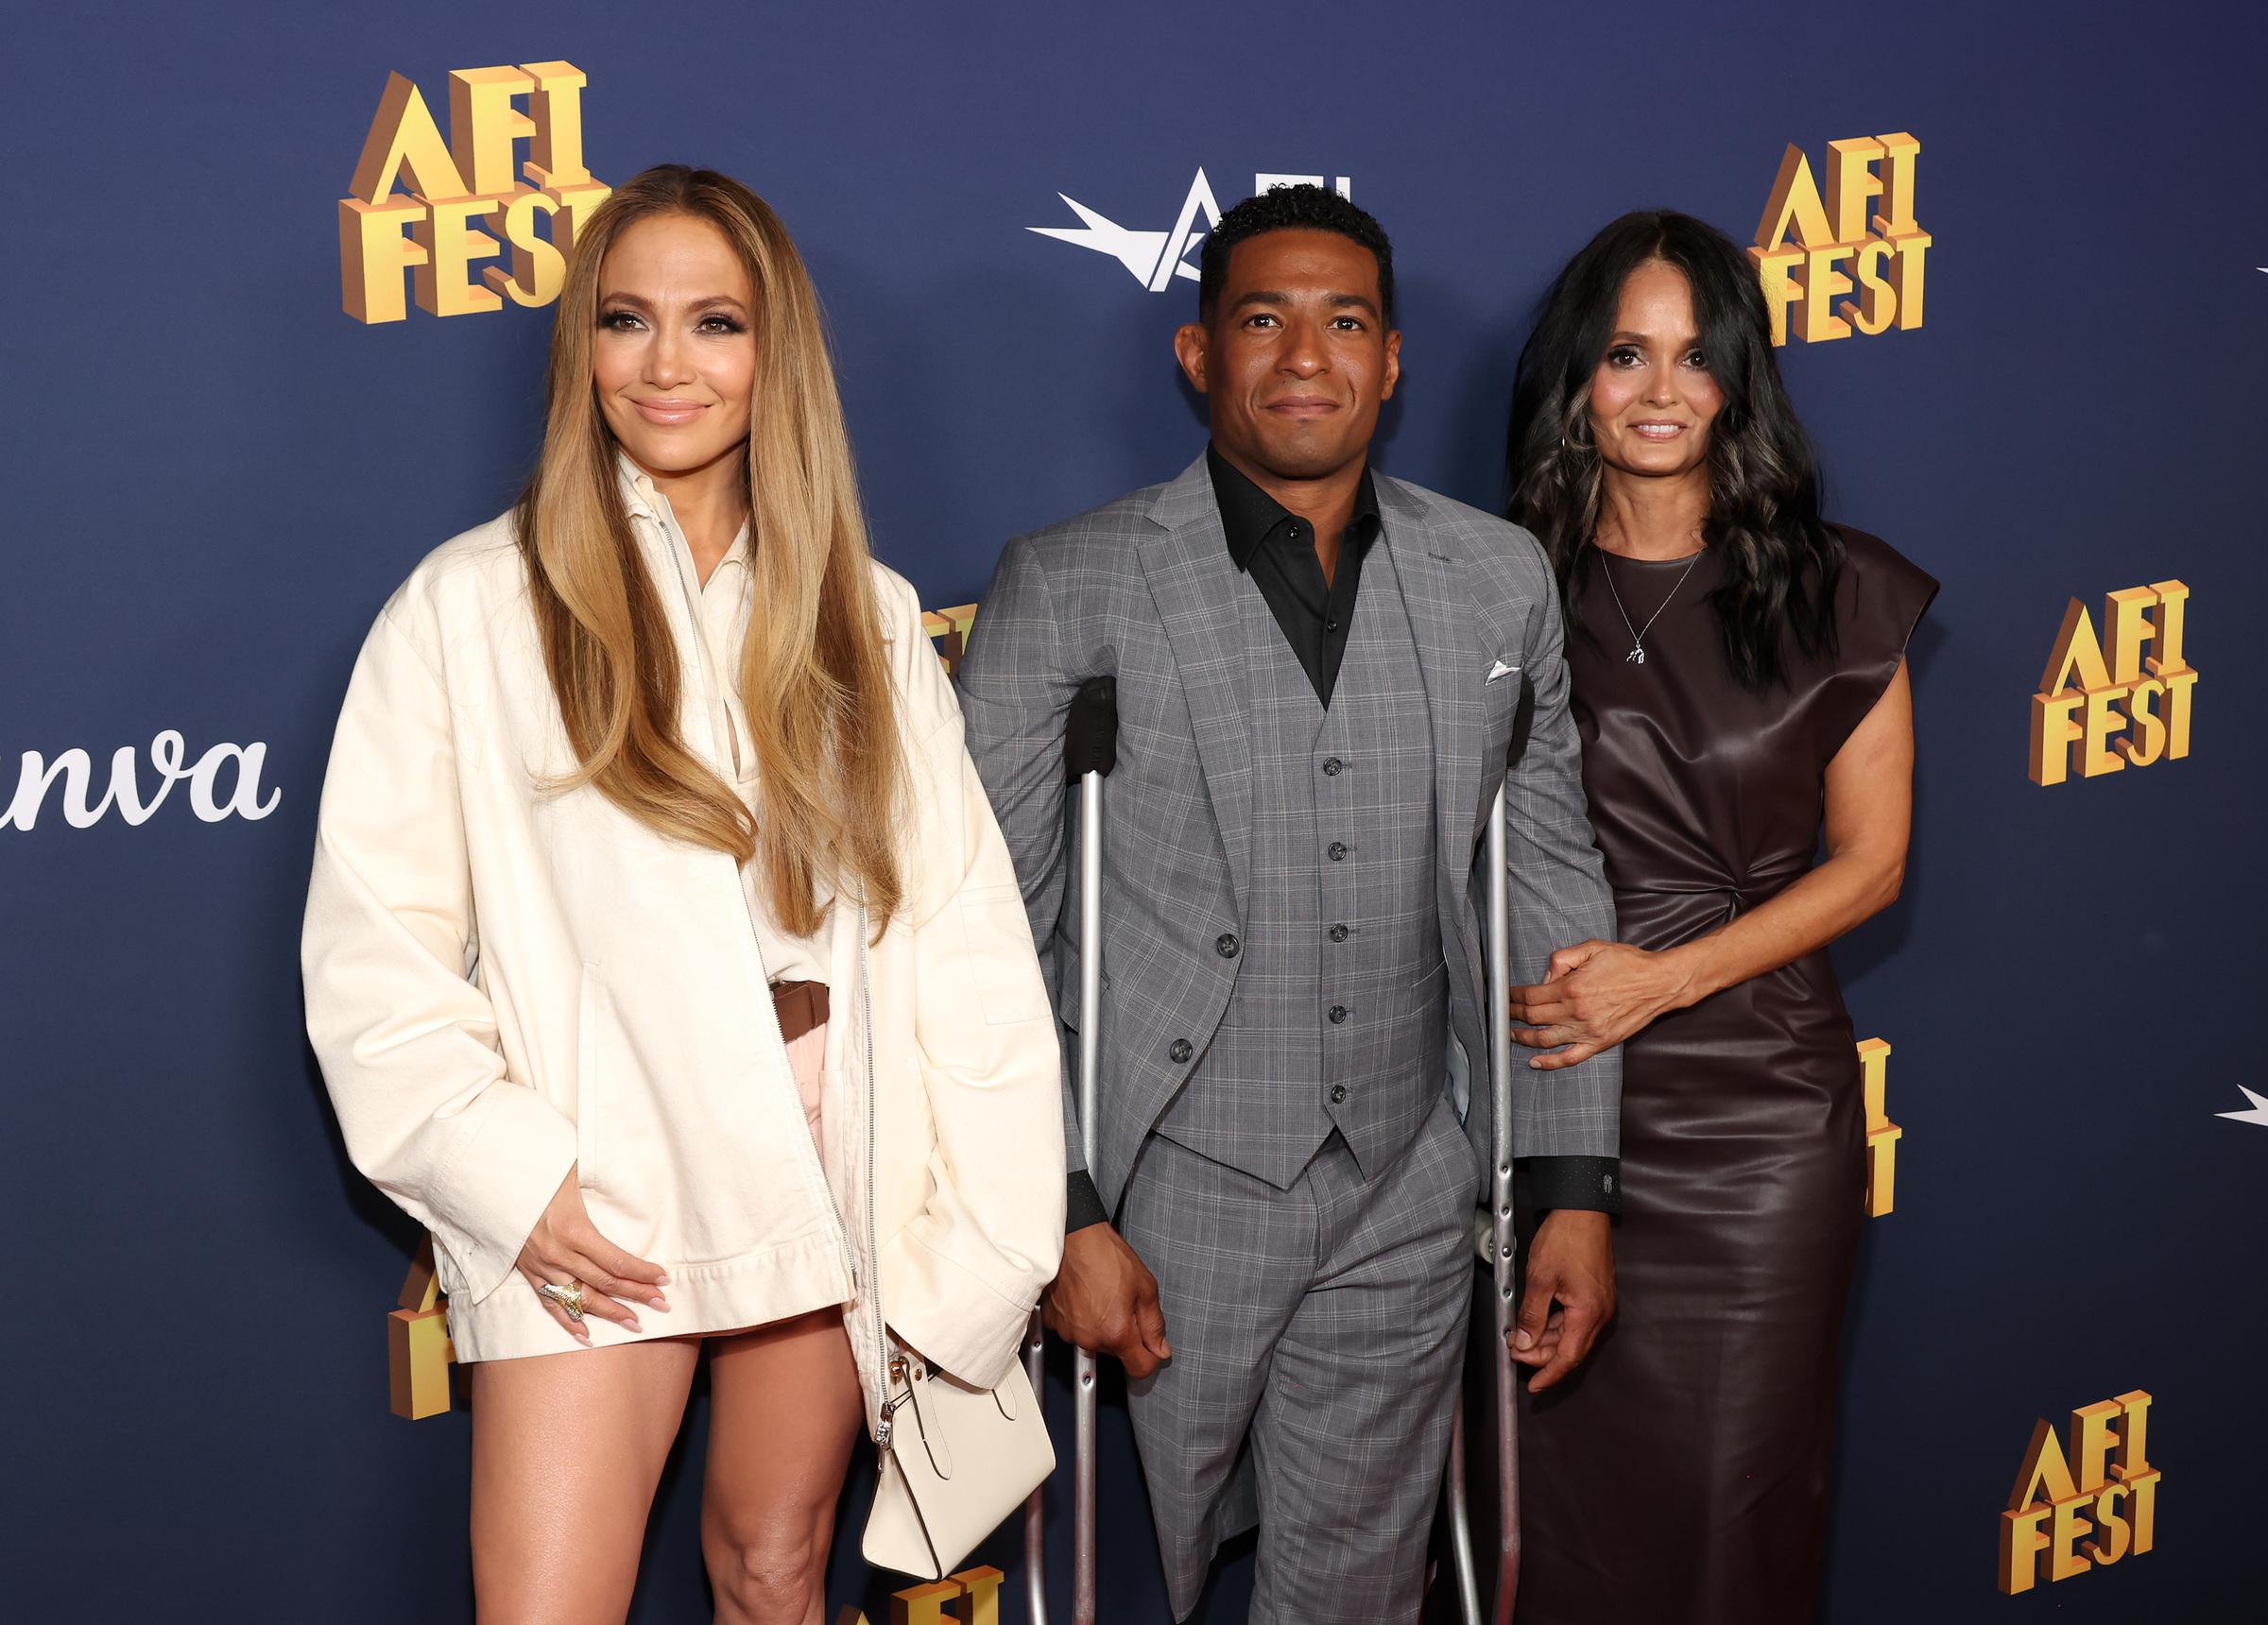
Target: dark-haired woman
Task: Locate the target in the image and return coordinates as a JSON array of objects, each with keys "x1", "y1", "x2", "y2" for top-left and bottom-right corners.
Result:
[{"x1": 1501, "y1": 211, "x2": 1934, "y2": 1624}]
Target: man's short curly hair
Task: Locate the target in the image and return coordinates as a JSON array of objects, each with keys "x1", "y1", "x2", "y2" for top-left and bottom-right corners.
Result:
[{"x1": 1197, "y1": 184, "x2": 1396, "y2": 327}]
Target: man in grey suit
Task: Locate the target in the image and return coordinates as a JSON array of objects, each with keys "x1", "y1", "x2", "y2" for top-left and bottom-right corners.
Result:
[{"x1": 957, "y1": 186, "x2": 1621, "y2": 1622}]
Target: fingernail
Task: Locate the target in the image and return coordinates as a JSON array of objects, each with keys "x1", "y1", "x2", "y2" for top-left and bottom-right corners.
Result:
[
  {"x1": 627, "y1": 1321, "x2": 643, "y2": 1334},
  {"x1": 1515, "y1": 1330, "x2": 1534, "y2": 1350},
  {"x1": 654, "y1": 1271, "x2": 671, "y2": 1286},
  {"x1": 1528, "y1": 1058, "x2": 1542, "y2": 1069},
  {"x1": 649, "y1": 1296, "x2": 668, "y2": 1310}
]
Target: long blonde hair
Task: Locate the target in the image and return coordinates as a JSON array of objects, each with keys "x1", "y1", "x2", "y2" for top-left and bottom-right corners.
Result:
[{"x1": 516, "y1": 164, "x2": 904, "y2": 935}]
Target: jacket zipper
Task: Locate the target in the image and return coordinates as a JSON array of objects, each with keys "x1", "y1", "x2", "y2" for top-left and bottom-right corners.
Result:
[{"x1": 861, "y1": 921, "x2": 894, "y2": 1447}]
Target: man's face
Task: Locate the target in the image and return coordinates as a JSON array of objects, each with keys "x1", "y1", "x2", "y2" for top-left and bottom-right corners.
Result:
[{"x1": 1175, "y1": 229, "x2": 1400, "y2": 484}]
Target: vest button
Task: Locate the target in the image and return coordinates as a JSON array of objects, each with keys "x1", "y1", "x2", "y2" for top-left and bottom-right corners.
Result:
[
  {"x1": 1329, "y1": 1004, "x2": 1349, "y2": 1024},
  {"x1": 1168, "y1": 1038, "x2": 1194, "y2": 1064},
  {"x1": 1322, "y1": 757, "x2": 1344, "y2": 777},
  {"x1": 1328, "y1": 841, "x2": 1348, "y2": 861},
  {"x1": 1329, "y1": 923, "x2": 1349, "y2": 943},
  {"x1": 1330, "y1": 1084, "x2": 1349, "y2": 1104},
  {"x1": 1215, "y1": 932, "x2": 1240, "y2": 958}
]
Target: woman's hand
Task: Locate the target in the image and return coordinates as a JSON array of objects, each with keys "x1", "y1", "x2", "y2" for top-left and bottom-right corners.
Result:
[
  {"x1": 515, "y1": 1166, "x2": 671, "y2": 1344},
  {"x1": 1509, "y1": 940, "x2": 1693, "y2": 1069}
]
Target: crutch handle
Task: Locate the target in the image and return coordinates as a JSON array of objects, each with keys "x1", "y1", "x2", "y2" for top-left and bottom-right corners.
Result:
[{"x1": 1065, "y1": 676, "x2": 1119, "y2": 780}]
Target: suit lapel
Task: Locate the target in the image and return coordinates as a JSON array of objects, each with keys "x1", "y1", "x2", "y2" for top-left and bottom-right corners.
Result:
[
  {"x1": 1376, "y1": 478, "x2": 1489, "y2": 868},
  {"x1": 1137, "y1": 456, "x2": 1256, "y2": 915}
]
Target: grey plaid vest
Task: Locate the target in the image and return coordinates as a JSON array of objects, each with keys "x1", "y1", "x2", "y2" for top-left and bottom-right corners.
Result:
[{"x1": 1151, "y1": 540, "x2": 1450, "y2": 1189}]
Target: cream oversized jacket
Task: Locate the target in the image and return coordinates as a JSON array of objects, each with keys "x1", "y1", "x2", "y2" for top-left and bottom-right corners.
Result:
[{"x1": 302, "y1": 491, "x2": 1065, "y2": 1428}]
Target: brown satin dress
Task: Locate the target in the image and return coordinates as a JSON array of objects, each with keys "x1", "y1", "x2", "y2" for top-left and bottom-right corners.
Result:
[{"x1": 1515, "y1": 528, "x2": 1935, "y2": 1625}]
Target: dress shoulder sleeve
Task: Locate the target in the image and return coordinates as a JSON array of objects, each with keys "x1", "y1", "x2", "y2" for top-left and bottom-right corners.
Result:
[{"x1": 1811, "y1": 526, "x2": 1938, "y2": 761}]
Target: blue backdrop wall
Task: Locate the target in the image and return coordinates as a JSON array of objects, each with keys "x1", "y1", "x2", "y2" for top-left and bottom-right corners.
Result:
[{"x1": 4, "y1": 3, "x2": 2262, "y2": 1619}]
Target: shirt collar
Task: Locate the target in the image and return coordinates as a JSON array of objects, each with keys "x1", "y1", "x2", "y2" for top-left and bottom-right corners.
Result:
[
  {"x1": 617, "y1": 453, "x2": 662, "y2": 523},
  {"x1": 1206, "y1": 443, "x2": 1382, "y2": 572},
  {"x1": 617, "y1": 455, "x2": 751, "y2": 571}
]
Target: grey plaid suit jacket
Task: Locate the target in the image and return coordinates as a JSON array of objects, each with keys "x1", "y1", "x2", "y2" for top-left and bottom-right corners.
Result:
[{"x1": 956, "y1": 454, "x2": 1620, "y2": 1215}]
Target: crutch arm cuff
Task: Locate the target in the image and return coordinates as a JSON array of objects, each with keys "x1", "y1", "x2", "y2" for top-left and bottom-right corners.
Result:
[
  {"x1": 1521, "y1": 1155, "x2": 1621, "y2": 1215},
  {"x1": 1065, "y1": 1169, "x2": 1111, "y2": 1233}
]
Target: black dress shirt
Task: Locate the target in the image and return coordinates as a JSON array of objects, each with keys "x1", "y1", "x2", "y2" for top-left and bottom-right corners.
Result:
[
  {"x1": 1059, "y1": 452, "x2": 1619, "y2": 1230},
  {"x1": 1209, "y1": 445, "x2": 1383, "y2": 705}
]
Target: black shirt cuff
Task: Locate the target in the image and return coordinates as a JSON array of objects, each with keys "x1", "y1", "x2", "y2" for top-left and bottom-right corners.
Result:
[
  {"x1": 1066, "y1": 1169, "x2": 1111, "y2": 1233},
  {"x1": 1521, "y1": 1155, "x2": 1621, "y2": 1215}
]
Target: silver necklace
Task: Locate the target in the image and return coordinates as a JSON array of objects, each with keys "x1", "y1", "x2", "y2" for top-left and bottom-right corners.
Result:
[{"x1": 1597, "y1": 543, "x2": 1704, "y2": 665}]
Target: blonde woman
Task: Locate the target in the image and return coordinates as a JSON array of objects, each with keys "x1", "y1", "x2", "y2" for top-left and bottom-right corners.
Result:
[{"x1": 303, "y1": 166, "x2": 1065, "y2": 1625}]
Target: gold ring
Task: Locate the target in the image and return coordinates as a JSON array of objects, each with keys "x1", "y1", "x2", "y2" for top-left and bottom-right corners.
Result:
[{"x1": 538, "y1": 1278, "x2": 587, "y2": 1323}]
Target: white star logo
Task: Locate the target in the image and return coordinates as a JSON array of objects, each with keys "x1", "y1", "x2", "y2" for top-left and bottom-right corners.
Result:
[
  {"x1": 2216, "y1": 1086, "x2": 2268, "y2": 1127},
  {"x1": 1029, "y1": 167, "x2": 1224, "y2": 292}
]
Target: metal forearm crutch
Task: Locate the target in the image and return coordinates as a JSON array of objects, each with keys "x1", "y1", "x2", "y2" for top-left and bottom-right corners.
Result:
[
  {"x1": 1485, "y1": 779, "x2": 1521, "y2": 1623},
  {"x1": 1445, "y1": 1389, "x2": 1483, "y2": 1625},
  {"x1": 1022, "y1": 1305, "x2": 1049, "y2": 1625},
  {"x1": 1038, "y1": 675, "x2": 1117, "y2": 1625},
  {"x1": 1439, "y1": 778, "x2": 1516, "y2": 1625}
]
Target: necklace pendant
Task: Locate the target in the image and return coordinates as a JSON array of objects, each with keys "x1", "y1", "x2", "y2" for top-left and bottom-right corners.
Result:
[{"x1": 1627, "y1": 646, "x2": 1646, "y2": 665}]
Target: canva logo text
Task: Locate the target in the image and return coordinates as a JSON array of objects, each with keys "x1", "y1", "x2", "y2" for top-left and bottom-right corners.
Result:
[{"x1": 4, "y1": 733, "x2": 280, "y2": 830}]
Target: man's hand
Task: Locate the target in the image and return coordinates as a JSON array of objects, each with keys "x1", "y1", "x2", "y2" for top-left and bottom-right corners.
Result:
[
  {"x1": 1509, "y1": 1208, "x2": 1614, "y2": 1393},
  {"x1": 1042, "y1": 1223, "x2": 1172, "y2": 1379}
]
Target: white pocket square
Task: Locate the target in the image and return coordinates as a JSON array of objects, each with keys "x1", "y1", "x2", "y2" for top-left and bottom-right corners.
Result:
[{"x1": 1486, "y1": 659, "x2": 1521, "y2": 684}]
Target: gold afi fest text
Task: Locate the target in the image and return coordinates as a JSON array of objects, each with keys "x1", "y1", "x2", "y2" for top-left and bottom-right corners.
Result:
[
  {"x1": 2031, "y1": 581, "x2": 2196, "y2": 785},
  {"x1": 1751, "y1": 134, "x2": 1929, "y2": 346},
  {"x1": 340, "y1": 62, "x2": 610, "y2": 322},
  {"x1": 835, "y1": 1567, "x2": 1005, "y2": 1625},
  {"x1": 2000, "y1": 1391, "x2": 2158, "y2": 1593},
  {"x1": 1858, "y1": 1038, "x2": 1899, "y2": 1218}
]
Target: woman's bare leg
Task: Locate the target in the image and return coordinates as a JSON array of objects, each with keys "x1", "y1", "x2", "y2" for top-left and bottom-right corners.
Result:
[
  {"x1": 700, "y1": 1309, "x2": 865, "y2": 1625},
  {"x1": 470, "y1": 1339, "x2": 702, "y2": 1625}
]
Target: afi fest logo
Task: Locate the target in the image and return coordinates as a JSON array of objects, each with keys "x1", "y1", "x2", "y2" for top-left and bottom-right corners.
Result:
[
  {"x1": 1858, "y1": 1038, "x2": 1899, "y2": 1218},
  {"x1": 2029, "y1": 580, "x2": 2196, "y2": 786},
  {"x1": 2000, "y1": 1391, "x2": 2158, "y2": 1594},
  {"x1": 1031, "y1": 169, "x2": 1353, "y2": 290},
  {"x1": 339, "y1": 62, "x2": 610, "y2": 323},
  {"x1": 835, "y1": 1568, "x2": 1005, "y2": 1625},
  {"x1": 1750, "y1": 134, "x2": 1929, "y2": 346},
  {"x1": 4, "y1": 732, "x2": 279, "y2": 832}
]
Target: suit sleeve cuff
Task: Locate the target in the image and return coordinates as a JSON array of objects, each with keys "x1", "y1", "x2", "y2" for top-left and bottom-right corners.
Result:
[
  {"x1": 1521, "y1": 1155, "x2": 1620, "y2": 1215},
  {"x1": 1066, "y1": 1169, "x2": 1110, "y2": 1234}
]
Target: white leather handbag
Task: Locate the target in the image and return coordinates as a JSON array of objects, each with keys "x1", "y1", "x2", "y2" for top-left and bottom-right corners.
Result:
[{"x1": 861, "y1": 1339, "x2": 1057, "y2": 1581}]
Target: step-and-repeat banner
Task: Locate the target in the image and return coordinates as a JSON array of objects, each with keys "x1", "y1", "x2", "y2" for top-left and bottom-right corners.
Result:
[{"x1": 4, "y1": 5, "x2": 2261, "y2": 1620}]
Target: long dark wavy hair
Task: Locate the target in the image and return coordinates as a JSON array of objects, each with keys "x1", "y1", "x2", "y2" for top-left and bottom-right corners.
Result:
[{"x1": 1505, "y1": 210, "x2": 1842, "y2": 690}]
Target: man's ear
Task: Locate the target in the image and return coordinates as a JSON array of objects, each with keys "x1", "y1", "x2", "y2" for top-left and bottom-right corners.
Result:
[
  {"x1": 1381, "y1": 328, "x2": 1402, "y2": 402},
  {"x1": 1173, "y1": 321, "x2": 1211, "y2": 394}
]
